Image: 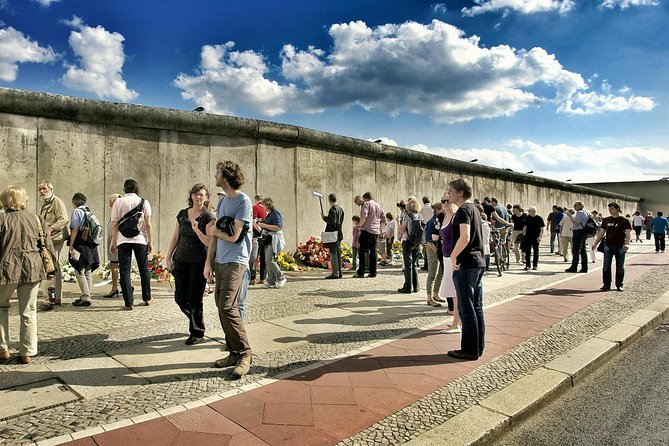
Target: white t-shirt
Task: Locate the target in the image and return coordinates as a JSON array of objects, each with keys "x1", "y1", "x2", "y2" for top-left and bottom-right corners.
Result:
[
  {"x1": 383, "y1": 219, "x2": 396, "y2": 239},
  {"x1": 420, "y1": 204, "x2": 433, "y2": 225},
  {"x1": 632, "y1": 215, "x2": 644, "y2": 227},
  {"x1": 110, "y1": 193, "x2": 152, "y2": 245}
]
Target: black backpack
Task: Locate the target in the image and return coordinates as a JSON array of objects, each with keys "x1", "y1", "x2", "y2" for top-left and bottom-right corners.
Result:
[
  {"x1": 406, "y1": 213, "x2": 424, "y2": 249},
  {"x1": 117, "y1": 198, "x2": 145, "y2": 238},
  {"x1": 583, "y1": 216, "x2": 600, "y2": 236}
]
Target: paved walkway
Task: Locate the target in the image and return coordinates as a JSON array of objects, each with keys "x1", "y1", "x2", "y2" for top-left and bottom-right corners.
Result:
[{"x1": 1, "y1": 243, "x2": 667, "y2": 445}]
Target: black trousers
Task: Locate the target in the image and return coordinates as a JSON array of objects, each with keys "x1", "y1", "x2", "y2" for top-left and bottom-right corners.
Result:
[
  {"x1": 654, "y1": 233, "x2": 666, "y2": 252},
  {"x1": 401, "y1": 241, "x2": 419, "y2": 291},
  {"x1": 525, "y1": 239, "x2": 539, "y2": 268},
  {"x1": 357, "y1": 230, "x2": 379, "y2": 276},
  {"x1": 172, "y1": 260, "x2": 207, "y2": 337},
  {"x1": 570, "y1": 230, "x2": 589, "y2": 271}
]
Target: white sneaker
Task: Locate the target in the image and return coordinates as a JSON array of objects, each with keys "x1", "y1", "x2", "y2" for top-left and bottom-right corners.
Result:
[
  {"x1": 276, "y1": 277, "x2": 287, "y2": 288},
  {"x1": 264, "y1": 282, "x2": 274, "y2": 288}
]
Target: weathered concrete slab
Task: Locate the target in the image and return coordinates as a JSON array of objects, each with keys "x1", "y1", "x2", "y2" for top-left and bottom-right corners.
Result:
[
  {"x1": 620, "y1": 308, "x2": 663, "y2": 334},
  {"x1": 480, "y1": 368, "x2": 571, "y2": 423},
  {"x1": 403, "y1": 404, "x2": 509, "y2": 446},
  {"x1": 269, "y1": 307, "x2": 355, "y2": 335},
  {"x1": 46, "y1": 353, "x2": 149, "y2": 399},
  {"x1": 594, "y1": 322, "x2": 642, "y2": 349},
  {"x1": 0, "y1": 364, "x2": 55, "y2": 391},
  {"x1": 108, "y1": 338, "x2": 225, "y2": 383},
  {"x1": 544, "y1": 337, "x2": 618, "y2": 384},
  {"x1": 643, "y1": 292, "x2": 669, "y2": 318},
  {"x1": 0, "y1": 378, "x2": 79, "y2": 420},
  {"x1": 206, "y1": 322, "x2": 308, "y2": 355}
]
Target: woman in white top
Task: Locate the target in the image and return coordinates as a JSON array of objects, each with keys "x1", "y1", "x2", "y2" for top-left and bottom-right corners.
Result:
[{"x1": 631, "y1": 211, "x2": 644, "y2": 243}]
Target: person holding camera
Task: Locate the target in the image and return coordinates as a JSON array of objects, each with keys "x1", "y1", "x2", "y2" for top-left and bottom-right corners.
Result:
[{"x1": 321, "y1": 194, "x2": 345, "y2": 279}]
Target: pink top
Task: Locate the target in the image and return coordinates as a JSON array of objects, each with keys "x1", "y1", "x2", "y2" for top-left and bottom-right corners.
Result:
[
  {"x1": 360, "y1": 200, "x2": 386, "y2": 235},
  {"x1": 111, "y1": 193, "x2": 152, "y2": 245},
  {"x1": 352, "y1": 225, "x2": 361, "y2": 248}
]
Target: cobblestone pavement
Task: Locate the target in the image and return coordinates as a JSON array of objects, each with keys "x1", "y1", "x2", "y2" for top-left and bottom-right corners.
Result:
[{"x1": 0, "y1": 244, "x2": 664, "y2": 445}]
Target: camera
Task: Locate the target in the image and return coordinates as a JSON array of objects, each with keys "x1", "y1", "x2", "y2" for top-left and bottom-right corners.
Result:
[{"x1": 396, "y1": 200, "x2": 406, "y2": 210}]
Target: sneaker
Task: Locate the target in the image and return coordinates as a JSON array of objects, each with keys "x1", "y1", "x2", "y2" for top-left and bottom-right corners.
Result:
[
  {"x1": 600, "y1": 286, "x2": 611, "y2": 291},
  {"x1": 232, "y1": 353, "x2": 252, "y2": 377},
  {"x1": 144, "y1": 298, "x2": 154, "y2": 306},
  {"x1": 264, "y1": 282, "x2": 275, "y2": 288},
  {"x1": 447, "y1": 349, "x2": 478, "y2": 360},
  {"x1": 72, "y1": 298, "x2": 91, "y2": 307},
  {"x1": 249, "y1": 279, "x2": 256, "y2": 285},
  {"x1": 214, "y1": 353, "x2": 240, "y2": 368},
  {"x1": 276, "y1": 278, "x2": 287, "y2": 288},
  {"x1": 616, "y1": 286, "x2": 624, "y2": 292},
  {"x1": 185, "y1": 336, "x2": 204, "y2": 345},
  {"x1": 532, "y1": 266, "x2": 537, "y2": 270},
  {"x1": 123, "y1": 305, "x2": 134, "y2": 311}
]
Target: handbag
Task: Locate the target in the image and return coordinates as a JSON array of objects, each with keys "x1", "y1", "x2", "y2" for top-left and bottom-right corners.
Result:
[
  {"x1": 597, "y1": 237, "x2": 606, "y2": 253},
  {"x1": 321, "y1": 231, "x2": 338, "y2": 244},
  {"x1": 35, "y1": 215, "x2": 57, "y2": 275}
]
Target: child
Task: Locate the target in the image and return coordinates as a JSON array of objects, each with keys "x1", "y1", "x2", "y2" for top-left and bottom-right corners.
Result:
[
  {"x1": 481, "y1": 213, "x2": 491, "y2": 272},
  {"x1": 351, "y1": 215, "x2": 361, "y2": 270},
  {"x1": 380, "y1": 212, "x2": 396, "y2": 266}
]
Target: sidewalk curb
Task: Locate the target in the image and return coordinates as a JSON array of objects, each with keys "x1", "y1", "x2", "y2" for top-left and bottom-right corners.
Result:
[{"x1": 403, "y1": 291, "x2": 669, "y2": 446}]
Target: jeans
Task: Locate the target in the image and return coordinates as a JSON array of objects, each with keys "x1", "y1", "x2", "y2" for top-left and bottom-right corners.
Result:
[
  {"x1": 550, "y1": 229, "x2": 557, "y2": 253},
  {"x1": 570, "y1": 230, "x2": 588, "y2": 271},
  {"x1": 401, "y1": 241, "x2": 419, "y2": 291},
  {"x1": 264, "y1": 244, "x2": 284, "y2": 285},
  {"x1": 172, "y1": 260, "x2": 207, "y2": 337},
  {"x1": 249, "y1": 238, "x2": 259, "y2": 280},
  {"x1": 351, "y1": 247, "x2": 359, "y2": 270},
  {"x1": 118, "y1": 243, "x2": 152, "y2": 307},
  {"x1": 525, "y1": 239, "x2": 539, "y2": 268},
  {"x1": 646, "y1": 225, "x2": 652, "y2": 240},
  {"x1": 654, "y1": 233, "x2": 666, "y2": 252},
  {"x1": 213, "y1": 262, "x2": 250, "y2": 354},
  {"x1": 633, "y1": 226, "x2": 642, "y2": 242},
  {"x1": 357, "y1": 230, "x2": 379, "y2": 276},
  {"x1": 602, "y1": 244, "x2": 626, "y2": 288},
  {"x1": 453, "y1": 267, "x2": 485, "y2": 356},
  {"x1": 74, "y1": 266, "x2": 93, "y2": 301},
  {"x1": 329, "y1": 242, "x2": 342, "y2": 277},
  {"x1": 0, "y1": 282, "x2": 39, "y2": 356}
]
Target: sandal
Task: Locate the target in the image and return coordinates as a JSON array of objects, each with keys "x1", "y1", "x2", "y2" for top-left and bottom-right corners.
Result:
[
  {"x1": 433, "y1": 296, "x2": 446, "y2": 303},
  {"x1": 427, "y1": 299, "x2": 442, "y2": 307}
]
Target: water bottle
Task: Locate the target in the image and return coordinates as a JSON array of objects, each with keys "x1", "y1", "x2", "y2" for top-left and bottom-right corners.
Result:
[{"x1": 48, "y1": 286, "x2": 56, "y2": 303}]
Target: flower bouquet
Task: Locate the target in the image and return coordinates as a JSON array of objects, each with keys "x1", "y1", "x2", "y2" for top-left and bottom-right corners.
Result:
[
  {"x1": 148, "y1": 252, "x2": 169, "y2": 280},
  {"x1": 293, "y1": 236, "x2": 330, "y2": 268},
  {"x1": 277, "y1": 251, "x2": 305, "y2": 272}
]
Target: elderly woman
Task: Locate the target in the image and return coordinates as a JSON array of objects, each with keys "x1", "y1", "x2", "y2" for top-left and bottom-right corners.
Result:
[
  {"x1": 397, "y1": 197, "x2": 422, "y2": 293},
  {"x1": 0, "y1": 186, "x2": 56, "y2": 364},
  {"x1": 165, "y1": 184, "x2": 215, "y2": 345},
  {"x1": 257, "y1": 197, "x2": 286, "y2": 288},
  {"x1": 68, "y1": 193, "x2": 101, "y2": 307},
  {"x1": 104, "y1": 194, "x2": 123, "y2": 298}
]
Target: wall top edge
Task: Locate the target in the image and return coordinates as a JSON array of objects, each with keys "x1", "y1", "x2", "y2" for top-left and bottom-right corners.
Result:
[{"x1": 0, "y1": 87, "x2": 640, "y2": 203}]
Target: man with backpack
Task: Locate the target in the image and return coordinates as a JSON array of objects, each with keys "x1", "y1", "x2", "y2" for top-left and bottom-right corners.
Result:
[
  {"x1": 110, "y1": 179, "x2": 153, "y2": 310},
  {"x1": 397, "y1": 197, "x2": 423, "y2": 293},
  {"x1": 565, "y1": 201, "x2": 592, "y2": 273}
]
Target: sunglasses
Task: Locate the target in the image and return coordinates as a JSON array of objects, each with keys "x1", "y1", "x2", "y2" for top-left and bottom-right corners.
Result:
[{"x1": 440, "y1": 199, "x2": 449, "y2": 204}]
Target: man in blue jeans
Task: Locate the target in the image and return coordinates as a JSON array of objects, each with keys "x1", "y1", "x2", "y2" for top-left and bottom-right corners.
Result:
[
  {"x1": 651, "y1": 211, "x2": 669, "y2": 253},
  {"x1": 447, "y1": 178, "x2": 486, "y2": 361},
  {"x1": 593, "y1": 203, "x2": 631, "y2": 292}
]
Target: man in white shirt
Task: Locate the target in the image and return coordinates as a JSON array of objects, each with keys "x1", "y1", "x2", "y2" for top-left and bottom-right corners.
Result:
[{"x1": 110, "y1": 179, "x2": 153, "y2": 310}]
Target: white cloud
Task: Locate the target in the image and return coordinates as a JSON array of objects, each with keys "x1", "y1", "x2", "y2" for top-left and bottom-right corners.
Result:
[
  {"x1": 462, "y1": 0, "x2": 574, "y2": 16},
  {"x1": 413, "y1": 139, "x2": 669, "y2": 183},
  {"x1": 557, "y1": 91, "x2": 656, "y2": 115},
  {"x1": 174, "y1": 20, "x2": 652, "y2": 123},
  {"x1": 0, "y1": 26, "x2": 57, "y2": 82},
  {"x1": 33, "y1": 0, "x2": 60, "y2": 6},
  {"x1": 432, "y1": 3, "x2": 448, "y2": 14},
  {"x1": 60, "y1": 16, "x2": 138, "y2": 101},
  {"x1": 600, "y1": 0, "x2": 659, "y2": 9}
]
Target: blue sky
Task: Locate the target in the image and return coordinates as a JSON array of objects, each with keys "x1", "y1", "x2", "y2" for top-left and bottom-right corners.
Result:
[{"x1": 2, "y1": 0, "x2": 668, "y2": 183}]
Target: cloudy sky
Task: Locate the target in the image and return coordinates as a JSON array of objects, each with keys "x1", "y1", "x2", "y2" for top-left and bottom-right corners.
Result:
[{"x1": 2, "y1": 0, "x2": 668, "y2": 183}]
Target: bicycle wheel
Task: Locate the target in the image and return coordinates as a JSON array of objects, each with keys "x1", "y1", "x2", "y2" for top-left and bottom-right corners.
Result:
[
  {"x1": 502, "y1": 243, "x2": 510, "y2": 271},
  {"x1": 495, "y1": 244, "x2": 503, "y2": 276}
]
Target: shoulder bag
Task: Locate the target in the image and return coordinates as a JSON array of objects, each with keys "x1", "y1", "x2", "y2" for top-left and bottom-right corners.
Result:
[{"x1": 35, "y1": 214, "x2": 56, "y2": 276}]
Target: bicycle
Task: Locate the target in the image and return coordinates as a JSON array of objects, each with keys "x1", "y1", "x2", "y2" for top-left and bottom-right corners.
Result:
[{"x1": 490, "y1": 228, "x2": 510, "y2": 276}]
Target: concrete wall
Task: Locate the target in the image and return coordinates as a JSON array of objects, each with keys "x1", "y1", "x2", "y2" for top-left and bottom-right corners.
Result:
[
  {"x1": 581, "y1": 181, "x2": 669, "y2": 216},
  {"x1": 0, "y1": 88, "x2": 640, "y2": 261}
]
